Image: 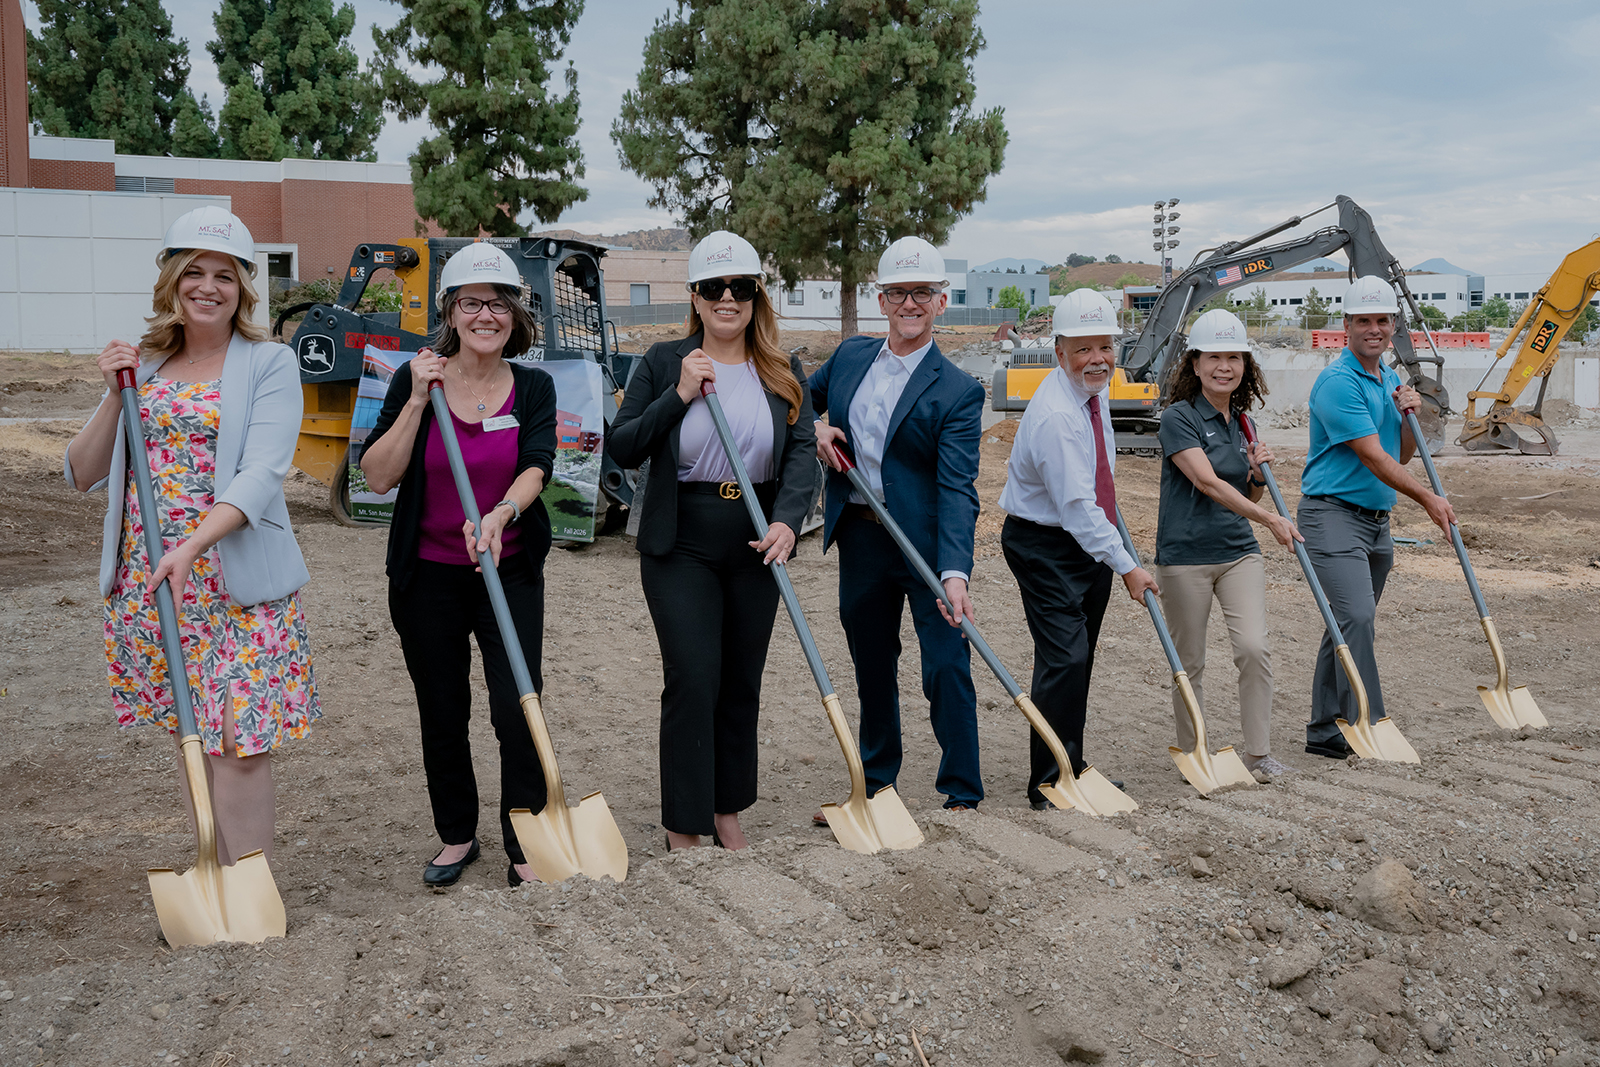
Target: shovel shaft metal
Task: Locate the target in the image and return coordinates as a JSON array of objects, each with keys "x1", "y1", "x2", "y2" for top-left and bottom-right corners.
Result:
[
  {"x1": 117, "y1": 372, "x2": 201, "y2": 739},
  {"x1": 427, "y1": 385, "x2": 565, "y2": 801},
  {"x1": 1404, "y1": 409, "x2": 1491, "y2": 619}
]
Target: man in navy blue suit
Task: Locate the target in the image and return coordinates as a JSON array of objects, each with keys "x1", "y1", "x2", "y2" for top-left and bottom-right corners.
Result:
[{"x1": 808, "y1": 236, "x2": 986, "y2": 814}]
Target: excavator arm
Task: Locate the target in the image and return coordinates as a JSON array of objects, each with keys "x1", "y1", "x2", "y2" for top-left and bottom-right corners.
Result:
[
  {"x1": 1455, "y1": 238, "x2": 1600, "y2": 455},
  {"x1": 1118, "y1": 195, "x2": 1450, "y2": 446}
]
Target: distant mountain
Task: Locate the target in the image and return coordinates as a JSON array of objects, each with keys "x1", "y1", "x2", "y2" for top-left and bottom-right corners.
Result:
[
  {"x1": 530, "y1": 226, "x2": 694, "y2": 251},
  {"x1": 1409, "y1": 257, "x2": 1478, "y2": 276},
  {"x1": 1294, "y1": 257, "x2": 1347, "y2": 273},
  {"x1": 971, "y1": 257, "x2": 1051, "y2": 274}
]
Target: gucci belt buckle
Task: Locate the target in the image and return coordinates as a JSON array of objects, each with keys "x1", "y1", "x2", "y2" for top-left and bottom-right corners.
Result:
[{"x1": 718, "y1": 481, "x2": 741, "y2": 500}]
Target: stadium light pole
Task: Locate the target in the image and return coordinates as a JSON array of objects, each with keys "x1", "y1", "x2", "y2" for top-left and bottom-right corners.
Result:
[{"x1": 1153, "y1": 199, "x2": 1181, "y2": 287}]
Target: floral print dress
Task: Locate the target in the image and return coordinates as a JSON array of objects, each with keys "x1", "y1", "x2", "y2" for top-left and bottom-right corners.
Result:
[{"x1": 104, "y1": 376, "x2": 320, "y2": 756}]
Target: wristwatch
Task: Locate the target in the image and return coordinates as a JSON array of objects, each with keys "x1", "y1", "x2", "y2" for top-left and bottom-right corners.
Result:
[{"x1": 494, "y1": 498, "x2": 522, "y2": 524}]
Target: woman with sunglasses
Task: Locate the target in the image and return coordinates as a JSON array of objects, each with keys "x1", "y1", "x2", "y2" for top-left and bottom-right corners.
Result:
[
  {"x1": 610, "y1": 230, "x2": 818, "y2": 851},
  {"x1": 360, "y1": 243, "x2": 558, "y2": 888}
]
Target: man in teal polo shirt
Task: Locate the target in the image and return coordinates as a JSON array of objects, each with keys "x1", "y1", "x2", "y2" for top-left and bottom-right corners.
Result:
[{"x1": 1298, "y1": 276, "x2": 1456, "y2": 759}]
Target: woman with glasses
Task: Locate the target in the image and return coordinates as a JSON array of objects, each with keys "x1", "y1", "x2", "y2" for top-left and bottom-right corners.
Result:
[
  {"x1": 609, "y1": 230, "x2": 817, "y2": 851},
  {"x1": 360, "y1": 243, "x2": 558, "y2": 888}
]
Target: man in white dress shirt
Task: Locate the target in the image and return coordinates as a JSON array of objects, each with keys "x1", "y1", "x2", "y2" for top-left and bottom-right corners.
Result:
[
  {"x1": 998, "y1": 289, "x2": 1158, "y2": 808},
  {"x1": 808, "y1": 237, "x2": 987, "y2": 813}
]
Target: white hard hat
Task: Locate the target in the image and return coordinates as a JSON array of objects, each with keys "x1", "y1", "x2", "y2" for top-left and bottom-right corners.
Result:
[
  {"x1": 437, "y1": 243, "x2": 524, "y2": 309},
  {"x1": 1051, "y1": 288, "x2": 1122, "y2": 338},
  {"x1": 157, "y1": 206, "x2": 257, "y2": 276},
  {"x1": 686, "y1": 230, "x2": 765, "y2": 286},
  {"x1": 1344, "y1": 275, "x2": 1399, "y2": 316},
  {"x1": 876, "y1": 236, "x2": 946, "y2": 287},
  {"x1": 1187, "y1": 309, "x2": 1251, "y2": 352}
]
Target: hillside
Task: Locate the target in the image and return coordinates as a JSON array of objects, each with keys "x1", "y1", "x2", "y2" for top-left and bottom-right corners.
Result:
[
  {"x1": 530, "y1": 226, "x2": 694, "y2": 251},
  {"x1": 1048, "y1": 260, "x2": 1162, "y2": 290}
]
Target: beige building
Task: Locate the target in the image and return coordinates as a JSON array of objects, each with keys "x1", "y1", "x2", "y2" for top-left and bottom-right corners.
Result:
[{"x1": 601, "y1": 248, "x2": 690, "y2": 308}]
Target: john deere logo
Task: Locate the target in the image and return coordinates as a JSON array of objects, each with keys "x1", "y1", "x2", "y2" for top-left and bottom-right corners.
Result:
[
  {"x1": 297, "y1": 333, "x2": 335, "y2": 376},
  {"x1": 196, "y1": 222, "x2": 232, "y2": 240},
  {"x1": 705, "y1": 245, "x2": 735, "y2": 265}
]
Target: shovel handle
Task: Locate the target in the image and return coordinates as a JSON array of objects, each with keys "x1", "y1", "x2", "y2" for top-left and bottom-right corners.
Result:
[
  {"x1": 117, "y1": 370, "x2": 202, "y2": 740},
  {"x1": 1403, "y1": 409, "x2": 1490, "y2": 619},
  {"x1": 699, "y1": 381, "x2": 835, "y2": 700},
  {"x1": 827, "y1": 440, "x2": 1024, "y2": 700}
]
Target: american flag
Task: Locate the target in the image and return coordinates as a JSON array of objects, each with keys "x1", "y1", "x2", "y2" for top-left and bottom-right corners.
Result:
[{"x1": 1215, "y1": 265, "x2": 1243, "y2": 285}]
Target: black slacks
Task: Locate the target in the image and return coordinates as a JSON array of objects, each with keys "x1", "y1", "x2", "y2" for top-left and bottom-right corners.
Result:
[
  {"x1": 1000, "y1": 515, "x2": 1114, "y2": 804},
  {"x1": 640, "y1": 487, "x2": 779, "y2": 835},
  {"x1": 389, "y1": 554, "x2": 548, "y2": 865}
]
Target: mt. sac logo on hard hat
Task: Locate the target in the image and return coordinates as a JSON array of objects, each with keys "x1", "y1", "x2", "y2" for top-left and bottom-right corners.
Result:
[
  {"x1": 895, "y1": 253, "x2": 924, "y2": 270},
  {"x1": 705, "y1": 245, "x2": 735, "y2": 266},
  {"x1": 1359, "y1": 290, "x2": 1383, "y2": 303},
  {"x1": 196, "y1": 222, "x2": 232, "y2": 240},
  {"x1": 472, "y1": 257, "x2": 500, "y2": 271},
  {"x1": 1215, "y1": 323, "x2": 1239, "y2": 339},
  {"x1": 1079, "y1": 305, "x2": 1105, "y2": 323}
]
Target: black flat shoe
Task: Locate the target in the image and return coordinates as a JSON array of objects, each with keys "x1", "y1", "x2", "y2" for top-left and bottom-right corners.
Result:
[
  {"x1": 423, "y1": 839, "x2": 479, "y2": 887},
  {"x1": 508, "y1": 862, "x2": 531, "y2": 888},
  {"x1": 1305, "y1": 738, "x2": 1353, "y2": 760}
]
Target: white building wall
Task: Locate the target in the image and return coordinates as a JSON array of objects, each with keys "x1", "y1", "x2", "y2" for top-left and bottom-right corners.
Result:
[
  {"x1": 0, "y1": 188, "x2": 230, "y2": 350},
  {"x1": 1219, "y1": 274, "x2": 1474, "y2": 320}
]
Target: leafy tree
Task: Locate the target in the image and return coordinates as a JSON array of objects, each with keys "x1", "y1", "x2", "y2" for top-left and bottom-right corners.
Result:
[
  {"x1": 1449, "y1": 308, "x2": 1488, "y2": 332},
  {"x1": 1415, "y1": 303, "x2": 1447, "y2": 331},
  {"x1": 1236, "y1": 287, "x2": 1274, "y2": 328},
  {"x1": 1113, "y1": 271, "x2": 1144, "y2": 289},
  {"x1": 1104, "y1": 254, "x2": 1122, "y2": 264},
  {"x1": 1480, "y1": 295, "x2": 1511, "y2": 328},
  {"x1": 614, "y1": 1, "x2": 1005, "y2": 336},
  {"x1": 171, "y1": 93, "x2": 222, "y2": 157},
  {"x1": 211, "y1": 0, "x2": 383, "y2": 160},
  {"x1": 27, "y1": 0, "x2": 196, "y2": 155},
  {"x1": 994, "y1": 283, "x2": 1027, "y2": 310},
  {"x1": 375, "y1": 0, "x2": 587, "y2": 236},
  {"x1": 1065, "y1": 253, "x2": 1097, "y2": 268},
  {"x1": 1051, "y1": 278, "x2": 1097, "y2": 296},
  {"x1": 1297, "y1": 286, "x2": 1333, "y2": 330},
  {"x1": 1567, "y1": 302, "x2": 1599, "y2": 341}
]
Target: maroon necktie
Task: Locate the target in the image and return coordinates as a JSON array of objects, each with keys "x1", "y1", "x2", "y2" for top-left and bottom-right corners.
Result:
[{"x1": 1087, "y1": 393, "x2": 1118, "y2": 527}]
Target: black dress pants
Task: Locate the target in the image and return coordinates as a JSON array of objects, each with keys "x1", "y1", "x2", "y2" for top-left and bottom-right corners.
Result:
[
  {"x1": 640, "y1": 487, "x2": 780, "y2": 835},
  {"x1": 1000, "y1": 516, "x2": 1114, "y2": 804},
  {"x1": 389, "y1": 554, "x2": 548, "y2": 865}
]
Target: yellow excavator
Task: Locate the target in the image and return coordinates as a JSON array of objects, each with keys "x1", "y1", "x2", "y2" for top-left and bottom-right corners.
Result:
[{"x1": 1457, "y1": 238, "x2": 1600, "y2": 455}]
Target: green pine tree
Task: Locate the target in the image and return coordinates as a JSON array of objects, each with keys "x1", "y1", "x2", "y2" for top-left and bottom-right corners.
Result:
[
  {"x1": 1297, "y1": 286, "x2": 1332, "y2": 330},
  {"x1": 210, "y1": 0, "x2": 383, "y2": 161},
  {"x1": 613, "y1": 0, "x2": 1006, "y2": 336},
  {"x1": 171, "y1": 92, "x2": 222, "y2": 158},
  {"x1": 372, "y1": 0, "x2": 588, "y2": 236},
  {"x1": 26, "y1": 0, "x2": 193, "y2": 155}
]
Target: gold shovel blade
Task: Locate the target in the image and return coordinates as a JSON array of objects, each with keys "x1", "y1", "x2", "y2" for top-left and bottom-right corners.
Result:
[
  {"x1": 1169, "y1": 744, "x2": 1257, "y2": 796},
  {"x1": 509, "y1": 792, "x2": 629, "y2": 885},
  {"x1": 821, "y1": 785, "x2": 924, "y2": 855},
  {"x1": 1335, "y1": 715, "x2": 1421, "y2": 764},
  {"x1": 1477, "y1": 685, "x2": 1548, "y2": 731},
  {"x1": 1038, "y1": 765, "x2": 1138, "y2": 816},
  {"x1": 147, "y1": 850, "x2": 286, "y2": 947}
]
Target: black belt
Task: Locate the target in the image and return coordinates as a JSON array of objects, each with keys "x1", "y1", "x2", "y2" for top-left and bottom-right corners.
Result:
[
  {"x1": 680, "y1": 479, "x2": 774, "y2": 501},
  {"x1": 842, "y1": 502, "x2": 883, "y2": 525},
  {"x1": 1305, "y1": 494, "x2": 1389, "y2": 522}
]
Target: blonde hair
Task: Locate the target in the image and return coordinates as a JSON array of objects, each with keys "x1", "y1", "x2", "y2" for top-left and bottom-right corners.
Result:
[
  {"x1": 686, "y1": 284, "x2": 804, "y2": 424},
  {"x1": 139, "y1": 247, "x2": 267, "y2": 361}
]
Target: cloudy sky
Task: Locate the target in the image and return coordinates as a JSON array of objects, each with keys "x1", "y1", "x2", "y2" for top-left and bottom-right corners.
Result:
[{"x1": 23, "y1": 0, "x2": 1600, "y2": 274}]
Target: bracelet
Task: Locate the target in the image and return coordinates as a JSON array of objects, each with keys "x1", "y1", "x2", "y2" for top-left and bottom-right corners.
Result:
[
  {"x1": 494, "y1": 499, "x2": 521, "y2": 524},
  {"x1": 1249, "y1": 475, "x2": 1267, "y2": 487}
]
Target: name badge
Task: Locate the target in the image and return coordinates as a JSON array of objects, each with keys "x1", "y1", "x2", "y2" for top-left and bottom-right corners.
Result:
[{"x1": 481, "y1": 414, "x2": 518, "y2": 432}]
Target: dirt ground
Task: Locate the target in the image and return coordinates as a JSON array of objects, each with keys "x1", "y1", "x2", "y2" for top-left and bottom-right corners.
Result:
[{"x1": 3, "y1": 351, "x2": 1600, "y2": 1067}]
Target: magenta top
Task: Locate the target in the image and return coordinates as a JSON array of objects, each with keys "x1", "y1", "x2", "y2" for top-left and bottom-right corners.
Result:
[{"x1": 418, "y1": 392, "x2": 523, "y2": 565}]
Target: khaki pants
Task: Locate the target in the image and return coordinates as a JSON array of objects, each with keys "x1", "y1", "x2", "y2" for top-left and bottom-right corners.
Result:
[{"x1": 1155, "y1": 553, "x2": 1273, "y2": 757}]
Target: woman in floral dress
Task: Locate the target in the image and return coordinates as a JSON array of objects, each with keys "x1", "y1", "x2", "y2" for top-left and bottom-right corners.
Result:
[{"x1": 65, "y1": 206, "x2": 319, "y2": 867}]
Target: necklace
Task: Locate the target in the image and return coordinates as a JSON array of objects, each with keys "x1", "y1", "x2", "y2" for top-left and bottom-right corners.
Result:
[{"x1": 457, "y1": 365, "x2": 496, "y2": 412}]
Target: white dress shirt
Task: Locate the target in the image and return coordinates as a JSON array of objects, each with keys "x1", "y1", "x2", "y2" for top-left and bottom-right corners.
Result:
[
  {"x1": 843, "y1": 336, "x2": 966, "y2": 583},
  {"x1": 997, "y1": 365, "x2": 1136, "y2": 574}
]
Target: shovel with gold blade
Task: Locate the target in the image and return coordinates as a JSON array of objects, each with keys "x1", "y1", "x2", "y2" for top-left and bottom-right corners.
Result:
[
  {"x1": 118, "y1": 369, "x2": 287, "y2": 946},
  {"x1": 699, "y1": 383, "x2": 921, "y2": 853},
  {"x1": 1110, "y1": 507, "x2": 1256, "y2": 794},
  {"x1": 1239, "y1": 415, "x2": 1420, "y2": 763},
  {"x1": 428, "y1": 382, "x2": 628, "y2": 883},
  {"x1": 825, "y1": 442, "x2": 1135, "y2": 815}
]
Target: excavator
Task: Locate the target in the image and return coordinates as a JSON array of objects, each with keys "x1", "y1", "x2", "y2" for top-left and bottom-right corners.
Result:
[
  {"x1": 991, "y1": 195, "x2": 1451, "y2": 449},
  {"x1": 1456, "y1": 238, "x2": 1600, "y2": 455}
]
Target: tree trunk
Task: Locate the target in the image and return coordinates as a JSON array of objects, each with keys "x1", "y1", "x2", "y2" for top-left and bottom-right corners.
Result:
[{"x1": 840, "y1": 283, "x2": 858, "y2": 339}]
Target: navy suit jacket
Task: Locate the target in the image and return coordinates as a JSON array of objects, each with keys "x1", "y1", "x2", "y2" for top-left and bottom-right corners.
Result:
[{"x1": 807, "y1": 334, "x2": 984, "y2": 577}]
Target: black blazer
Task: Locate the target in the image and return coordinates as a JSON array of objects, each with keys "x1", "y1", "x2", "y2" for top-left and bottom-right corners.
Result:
[
  {"x1": 367, "y1": 360, "x2": 558, "y2": 590},
  {"x1": 608, "y1": 334, "x2": 818, "y2": 557}
]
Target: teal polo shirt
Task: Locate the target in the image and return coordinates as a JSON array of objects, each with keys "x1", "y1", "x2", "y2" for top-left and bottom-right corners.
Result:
[{"x1": 1302, "y1": 348, "x2": 1403, "y2": 511}]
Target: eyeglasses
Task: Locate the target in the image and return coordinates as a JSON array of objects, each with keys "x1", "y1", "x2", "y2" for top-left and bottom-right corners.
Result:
[
  {"x1": 456, "y1": 297, "x2": 513, "y2": 315},
  {"x1": 693, "y1": 278, "x2": 760, "y2": 302},
  {"x1": 881, "y1": 286, "x2": 942, "y2": 305}
]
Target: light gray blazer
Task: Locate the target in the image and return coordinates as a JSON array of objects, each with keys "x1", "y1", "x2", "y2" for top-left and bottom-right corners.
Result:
[{"x1": 66, "y1": 332, "x2": 312, "y2": 607}]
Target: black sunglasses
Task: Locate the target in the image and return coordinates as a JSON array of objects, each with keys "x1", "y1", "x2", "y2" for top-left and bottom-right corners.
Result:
[{"x1": 693, "y1": 277, "x2": 760, "y2": 302}]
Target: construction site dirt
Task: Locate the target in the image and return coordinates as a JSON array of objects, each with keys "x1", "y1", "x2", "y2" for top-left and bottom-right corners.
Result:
[{"x1": 3, "y1": 350, "x2": 1599, "y2": 1067}]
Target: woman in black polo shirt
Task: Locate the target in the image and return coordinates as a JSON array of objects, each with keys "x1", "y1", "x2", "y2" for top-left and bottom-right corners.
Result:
[{"x1": 1155, "y1": 310, "x2": 1300, "y2": 780}]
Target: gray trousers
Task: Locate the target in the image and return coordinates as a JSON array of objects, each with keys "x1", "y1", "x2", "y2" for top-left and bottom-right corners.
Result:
[{"x1": 1296, "y1": 497, "x2": 1393, "y2": 743}]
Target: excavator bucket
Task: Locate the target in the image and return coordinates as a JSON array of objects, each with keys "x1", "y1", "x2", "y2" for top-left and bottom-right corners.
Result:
[
  {"x1": 1167, "y1": 673, "x2": 1256, "y2": 795},
  {"x1": 1331, "y1": 646, "x2": 1420, "y2": 764},
  {"x1": 1476, "y1": 618, "x2": 1548, "y2": 730}
]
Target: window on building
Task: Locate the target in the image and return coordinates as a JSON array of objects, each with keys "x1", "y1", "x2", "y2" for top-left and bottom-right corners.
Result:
[
  {"x1": 267, "y1": 252, "x2": 294, "y2": 281},
  {"x1": 1028, "y1": 289, "x2": 1037, "y2": 304},
  {"x1": 629, "y1": 284, "x2": 650, "y2": 306},
  {"x1": 1334, "y1": 296, "x2": 1342, "y2": 303},
  {"x1": 1515, "y1": 293, "x2": 1529, "y2": 300},
  {"x1": 951, "y1": 289, "x2": 967, "y2": 306},
  {"x1": 787, "y1": 288, "x2": 804, "y2": 305},
  {"x1": 114, "y1": 176, "x2": 176, "y2": 193},
  {"x1": 986, "y1": 287, "x2": 994, "y2": 304},
  {"x1": 1430, "y1": 292, "x2": 1446, "y2": 301},
  {"x1": 1289, "y1": 298, "x2": 1303, "y2": 305}
]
